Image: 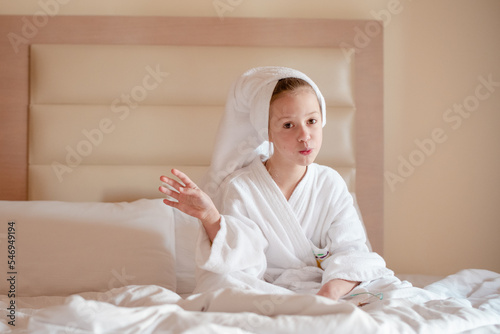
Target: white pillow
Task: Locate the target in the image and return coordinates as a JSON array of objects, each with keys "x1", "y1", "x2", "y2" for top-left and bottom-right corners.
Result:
[
  {"x1": 0, "y1": 199, "x2": 176, "y2": 297},
  {"x1": 173, "y1": 210, "x2": 200, "y2": 295}
]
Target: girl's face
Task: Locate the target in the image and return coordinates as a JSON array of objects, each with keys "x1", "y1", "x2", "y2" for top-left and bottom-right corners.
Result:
[{"x1": 268, "y1": 87, "x2": 323, "y2": 168}]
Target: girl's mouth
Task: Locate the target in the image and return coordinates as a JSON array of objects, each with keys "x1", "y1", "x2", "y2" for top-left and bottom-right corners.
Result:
[{"x1": 299, "y1": 149, "x2": 313, "y2": 155}]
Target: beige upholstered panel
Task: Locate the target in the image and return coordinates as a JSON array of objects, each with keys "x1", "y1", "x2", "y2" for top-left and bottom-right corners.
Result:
[
  {"x1": 30, "y1": 45, "x2": 354, "y2": 107},
  {"x1": 29, "y1": 166, "x2": 209, "y2": 202},
  {"x1": 29, "y1": 105, "x2": 224, "y2": 166},
  {"x1": 29, "y1": 44, "x2": 356, "y2": 202}
]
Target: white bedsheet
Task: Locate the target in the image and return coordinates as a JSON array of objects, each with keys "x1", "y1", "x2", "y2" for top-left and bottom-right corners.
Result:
[{"x1": 1, "y1": 269, "x2": 499, "y2": 334}]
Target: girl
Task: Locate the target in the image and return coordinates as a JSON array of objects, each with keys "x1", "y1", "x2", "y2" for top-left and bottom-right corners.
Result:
[{"x1": 159, "y1": 67, "x2": 393, "y2": 301}]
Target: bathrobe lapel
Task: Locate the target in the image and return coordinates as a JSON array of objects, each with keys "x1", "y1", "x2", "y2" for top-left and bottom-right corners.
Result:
[{"x1": 252, "y1": 160, "x2": 317, "y2": 266}]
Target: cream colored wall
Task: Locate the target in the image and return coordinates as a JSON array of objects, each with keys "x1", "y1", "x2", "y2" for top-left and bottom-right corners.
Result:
[{"x1": 2, "y1": 0, "x2": 499, "y2": 276}]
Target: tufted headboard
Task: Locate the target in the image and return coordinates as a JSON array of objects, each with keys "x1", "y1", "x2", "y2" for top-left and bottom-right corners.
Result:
[{"x1": 0, "y1": 16, "x2": 383, "y2": 253}]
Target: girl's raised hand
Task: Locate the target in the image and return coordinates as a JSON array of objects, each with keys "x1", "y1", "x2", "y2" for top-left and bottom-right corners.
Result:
[{"x1": 159, "y1": 169, "x2": 220, "y2": 241}]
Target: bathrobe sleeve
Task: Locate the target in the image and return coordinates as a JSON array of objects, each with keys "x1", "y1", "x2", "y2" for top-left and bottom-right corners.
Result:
[
  {"x1": 318, "y1": 169, "x2": 393, "y2": 285},
  {"x1": 196, "y1": 176, "x2": 269, "y2": 278}
]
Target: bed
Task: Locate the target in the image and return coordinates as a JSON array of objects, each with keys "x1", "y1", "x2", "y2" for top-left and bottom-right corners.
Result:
[{"x1": 0, "y1": 15, "x2": 499, "y2": 333}]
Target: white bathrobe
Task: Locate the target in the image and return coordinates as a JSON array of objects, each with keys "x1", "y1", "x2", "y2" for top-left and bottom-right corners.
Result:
[{"x1": 195, "y1": 157, "x2": 394, "y2": 295}]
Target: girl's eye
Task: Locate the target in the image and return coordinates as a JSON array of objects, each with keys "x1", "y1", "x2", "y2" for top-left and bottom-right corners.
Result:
[
  {"x1": 283, "y1": 123, "x2": 293, "y2": 129},
  {"x1": 308, "y1": 119, "x2": 317, "y2": 124}
]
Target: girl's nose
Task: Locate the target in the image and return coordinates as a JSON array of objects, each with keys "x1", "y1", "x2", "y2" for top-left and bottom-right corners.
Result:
[{"x1": 298, "y1": 126, "x2": 311, "y2": 142}]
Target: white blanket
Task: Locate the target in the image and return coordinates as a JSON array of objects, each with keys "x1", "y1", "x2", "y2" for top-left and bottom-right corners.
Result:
[
  {"x1": 195, "y1": 157, "x2": 394, "y2": 295},
  {"x1": 1, "y1": 269, "x2": 499, "y2": 333}
]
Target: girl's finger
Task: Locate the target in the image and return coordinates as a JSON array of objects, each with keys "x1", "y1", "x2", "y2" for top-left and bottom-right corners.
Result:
[
  {"x1": 162, "y1": 198, "x2": 179, "y2": 209},
  {"x1": 159, "y1": 185, "x2": 180, "y2": 200},
  {"x1": 171, "y1": 169, "x2": 199, "y2": 189},
  {"x1": 160, "y1": 175, "x2": 183, "y2": 192}
]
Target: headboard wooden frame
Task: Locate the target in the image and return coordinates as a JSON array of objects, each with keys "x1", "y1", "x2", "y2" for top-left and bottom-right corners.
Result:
[{"x1": 0, "y1": 16, "x2": 383, "y2": 253}]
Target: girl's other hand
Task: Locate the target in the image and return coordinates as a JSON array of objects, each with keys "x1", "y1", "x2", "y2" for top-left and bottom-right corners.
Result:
[{"x1": 316, "y1": 279, "x2": 360, "y2": 301}]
